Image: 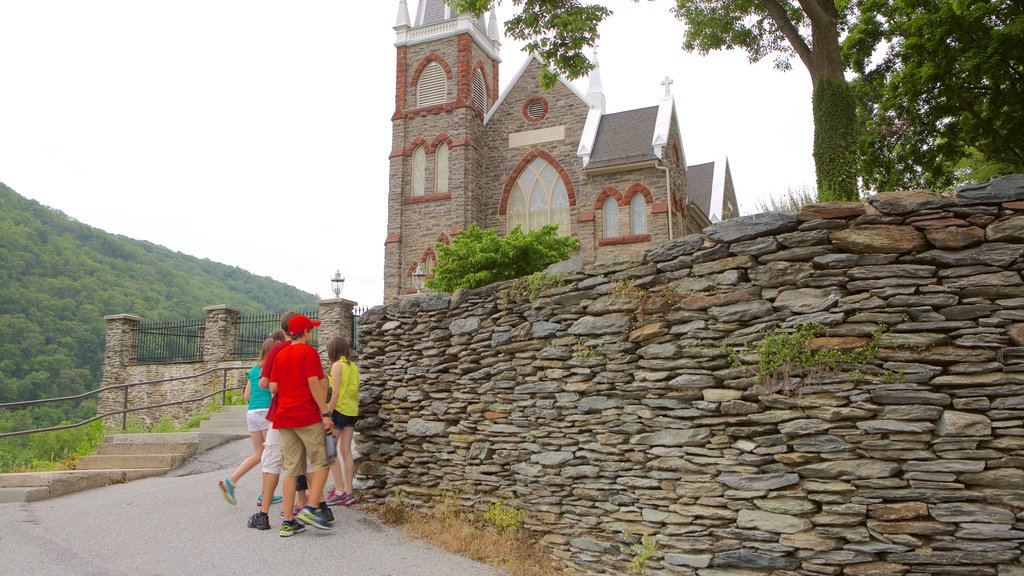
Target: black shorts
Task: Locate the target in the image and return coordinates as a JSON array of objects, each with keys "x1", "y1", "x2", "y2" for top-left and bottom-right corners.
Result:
[
  {"x1": 331, "y1": 412, "x2": 358, "y2": 430},
  {"x1": 296, "y1": 474, "x2": 308, "y2": 491}
]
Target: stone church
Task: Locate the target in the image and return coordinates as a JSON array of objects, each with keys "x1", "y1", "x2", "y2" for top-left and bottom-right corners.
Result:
[{"x1": 384, "y1": 0, "x2": 739, "y2": 302}]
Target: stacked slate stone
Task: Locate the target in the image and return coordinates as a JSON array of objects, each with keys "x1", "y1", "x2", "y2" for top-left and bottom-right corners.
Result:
[{"x1": 354, "y1": 175, "x2": 1024, "y2": 575}]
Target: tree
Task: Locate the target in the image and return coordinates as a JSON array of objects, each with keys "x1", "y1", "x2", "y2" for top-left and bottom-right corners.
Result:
[
  {"x1": 846, "y1": 0, "x2": 1024, "y2": 191},
  {"x1": 451, "y1": 0, "x2": 860, "y2": 201},
  {"x1": 426, "y1": 224, "x2": 579, "y2": 292}
]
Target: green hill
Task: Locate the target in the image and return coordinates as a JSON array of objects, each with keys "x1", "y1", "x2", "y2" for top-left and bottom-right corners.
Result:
[{"x1": 0, "y1": 181, "x2": 317, "y2": 405}]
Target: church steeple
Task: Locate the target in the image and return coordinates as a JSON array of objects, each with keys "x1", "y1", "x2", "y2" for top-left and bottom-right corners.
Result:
[{"x1": 386, "y1": 0, "x2": 502, "y2": 304}]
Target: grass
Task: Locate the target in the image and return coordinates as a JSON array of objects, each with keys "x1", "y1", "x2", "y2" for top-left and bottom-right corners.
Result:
[
  {"x1": 0, "y1": 390, "x2": 245, "y2": 473},
  {"x1": 370, "y1": 491, "x2": 568, "y2": 576}
]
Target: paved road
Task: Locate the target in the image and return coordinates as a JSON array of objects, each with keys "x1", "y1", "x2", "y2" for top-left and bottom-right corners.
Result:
[{"x1": 0, "y1": 439, "x2": 504, "y2": 576}]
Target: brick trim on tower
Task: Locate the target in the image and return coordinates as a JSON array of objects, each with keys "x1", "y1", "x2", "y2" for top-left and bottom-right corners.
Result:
[
  {"x1": 394, "y1": 46, "x2": 408, "y2": 121},
  {"x1": 410, "y1": 52, "x2": 454, "y2": 88}
]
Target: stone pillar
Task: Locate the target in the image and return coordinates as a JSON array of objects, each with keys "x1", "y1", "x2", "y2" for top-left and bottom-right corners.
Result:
[
  {"x1": 202, "y1": 305, "x2": 241, "y2": 362},
  {"x1": 318, "y1": 298, "x2": 357, "y2": 363},
  {"x1": 99, "y1": 314, "x2": 143, "y2": 427}
]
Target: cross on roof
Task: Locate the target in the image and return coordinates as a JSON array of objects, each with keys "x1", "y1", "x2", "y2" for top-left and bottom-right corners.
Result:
[{"x1": 661, "y1": 76, "x2": 674, "y2": 97}]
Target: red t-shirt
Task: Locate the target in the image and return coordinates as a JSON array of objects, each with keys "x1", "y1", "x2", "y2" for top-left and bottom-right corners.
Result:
[
  {"x1": 262, "y1": 340, "x2": 291, "y2": 423},
  {"x1": 269, "y1": 342, "x2": 324, "y2": 429}
]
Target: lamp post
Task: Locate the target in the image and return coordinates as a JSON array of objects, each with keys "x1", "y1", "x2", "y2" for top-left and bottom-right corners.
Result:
[
  {"x1": 330, "y1": 270, "x2": 345, "y2": 298},
  {"x1": 411, "y1": 263, "x2": 426, "y2": 293}
]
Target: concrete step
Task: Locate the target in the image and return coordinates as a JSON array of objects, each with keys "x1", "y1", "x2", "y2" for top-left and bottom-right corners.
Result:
[
  {"x1": 206, "y1": 410, "x2": 246, "y2": 423},
  {"x1": 76, "y1": 453, "x2": 184, "y2": 470},
  {"x1": 96, "y1": 441, "x2": 199, "y2": 456},
  {"x1": 0, "y1": 469, "x2": 166, "y2": 502}
]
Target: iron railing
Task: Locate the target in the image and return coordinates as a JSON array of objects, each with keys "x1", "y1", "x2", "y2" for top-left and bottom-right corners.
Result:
[
  {"x1": 232, "y1": 308, "x2": 319, "y2": 360},
  {"x1": 0, "y1": 366, "x2": 249, "y2": 439},
  {"x1": 132, "y1": 317, "x2": 206, "y2": 363}
]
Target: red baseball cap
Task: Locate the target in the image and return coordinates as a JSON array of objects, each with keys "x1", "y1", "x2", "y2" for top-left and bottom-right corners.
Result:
[{"x1": 287, "y1": 314, "x2": 320, "y2": 335}]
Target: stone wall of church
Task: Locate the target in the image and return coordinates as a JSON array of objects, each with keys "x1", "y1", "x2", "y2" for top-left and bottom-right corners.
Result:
[
  {"x1": 478, "y1": 59, "x2": 590, "y2": 236},
  {"x1": 354, "y1": 176, "x2": 1024, "y2": 575}
]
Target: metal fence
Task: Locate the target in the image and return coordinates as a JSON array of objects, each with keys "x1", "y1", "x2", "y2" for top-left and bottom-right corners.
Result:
[
  {"x1": 353, "y1": 305, "x2": 368, "y2": 351},
  {"x1": 132, "y1": 318, "x2": 205, "y2": 363},
  {"x1": 232, "y1": 309, "x2": 319, "y2": 360}
]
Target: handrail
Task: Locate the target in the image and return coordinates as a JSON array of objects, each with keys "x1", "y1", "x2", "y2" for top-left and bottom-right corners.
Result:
[
  {"x1": 0, "y1": 365, "x2": 251, "y2": 439},
  {"x1": 0, "y1": 365, "x2": 251, "y2": 409}
]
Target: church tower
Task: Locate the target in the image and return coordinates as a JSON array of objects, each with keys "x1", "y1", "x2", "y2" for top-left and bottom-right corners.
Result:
[{"x1": 385, "y1": 0, "x2": 502, "y2": 302}]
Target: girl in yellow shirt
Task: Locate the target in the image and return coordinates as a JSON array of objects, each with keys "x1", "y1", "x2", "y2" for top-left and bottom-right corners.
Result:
[{"x1": 325, "y1": 335, "x2": 360, "y2": 506}]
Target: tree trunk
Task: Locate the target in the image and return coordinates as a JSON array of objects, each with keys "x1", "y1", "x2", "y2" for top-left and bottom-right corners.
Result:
[{"x1": 807, "y1": 3, "x2": 859, "y2": 201}]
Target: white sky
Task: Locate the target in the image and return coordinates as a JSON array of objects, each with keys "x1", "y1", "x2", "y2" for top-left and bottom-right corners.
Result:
[{"x1": 0, "y1": 1, "x2": 816, "y2": 309}]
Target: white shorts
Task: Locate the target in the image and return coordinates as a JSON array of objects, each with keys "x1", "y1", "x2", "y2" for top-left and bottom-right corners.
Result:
[
  {"x1": 261, "y1": 427, "x2": 283, "y2": 474},
  {"x1": 246, "y1": 409, "x2": 270, "y2": 433}
]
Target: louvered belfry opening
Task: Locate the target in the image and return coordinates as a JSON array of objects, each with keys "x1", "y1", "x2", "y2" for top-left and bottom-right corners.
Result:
[{"x1": 416, "y1": 62, "x2": 447, "y2": 107}]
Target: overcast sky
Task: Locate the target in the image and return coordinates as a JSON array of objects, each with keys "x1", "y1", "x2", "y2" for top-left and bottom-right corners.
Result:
[{"x1": 0, "y1": 1, "x2": 816, "y2": 309}]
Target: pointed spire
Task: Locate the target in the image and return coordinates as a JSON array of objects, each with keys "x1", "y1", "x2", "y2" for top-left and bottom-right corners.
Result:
[
  {"x1": 586, "y1": 46, "x2": 605, "y2": 113},
  {"x1": 488, "y1": 5, "x2": 502, "y2": 45},
  {"x1": 396, "y1": 0, "x2": 411, "y2": 29}
]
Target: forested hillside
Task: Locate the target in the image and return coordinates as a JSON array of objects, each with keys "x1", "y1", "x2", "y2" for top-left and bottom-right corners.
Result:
[{"x1": 0, "y1": 182, "x2": 317, "y2": 406}]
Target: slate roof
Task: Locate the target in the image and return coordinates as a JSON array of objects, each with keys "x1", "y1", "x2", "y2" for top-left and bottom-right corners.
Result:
[
  {"x1": 685, "y1": 161, "x2": 715, "y2": 219},
  {"x1": 586, "y1": 106, "x2": 659, "y2": 170},
  {"x1": 417, "y1": 0, "x2": 486, "y2": 29}
]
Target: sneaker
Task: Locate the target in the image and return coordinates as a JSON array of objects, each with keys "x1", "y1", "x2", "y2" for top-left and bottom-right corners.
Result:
[
  {"x1": 319, "y1": 502, "x2": 335, "y2": 523},
  {"x1": 297, "y1": 505, "x2": 333, "y2": 530},
  {"x1": 247, "y1": 512, "x2": 270, "y2": 530},
  {"x1": 278, "y1": 506, "x2": 302, "y2": 520},
  {"x1": 340, "y1": 492, "x2": 357, "y2": 506},
  {"x1": 279, "y1": 520, "x2": 300, "y2": 537},
  {"x1": 325, "y1": 490, "x2": 345, "y2": 506},
  {"x1": 293, "y1": 519, "x2": 306, "y2": 534},
  {"x1": 219, "y1": 478, "x2": 236, "y2": 505},
  {"x1": 256, "y1": 494, "x2": 283, "y2": 506}
]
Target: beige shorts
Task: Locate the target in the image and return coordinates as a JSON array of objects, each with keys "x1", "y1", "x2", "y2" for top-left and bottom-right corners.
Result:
[
  {"x1": 261, "y1": 427, "x2": 282, "y2": 474},
  {"x1": 279, "y1": 423, "x2": 330, "y2": 477}
]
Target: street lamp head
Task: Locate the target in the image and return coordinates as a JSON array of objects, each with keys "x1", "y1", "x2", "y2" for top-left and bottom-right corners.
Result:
[
  {"x1": 330, "y1": 270, "x2": 345, "y2": 298},
  {"x1": 411, "y1": 263, "x2": 426, "y2": 293}
]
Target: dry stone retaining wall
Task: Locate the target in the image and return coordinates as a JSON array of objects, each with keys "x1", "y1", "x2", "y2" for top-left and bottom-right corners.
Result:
[{"x1": 355, "y1": 175, "x2": 1024, "y2": 575}]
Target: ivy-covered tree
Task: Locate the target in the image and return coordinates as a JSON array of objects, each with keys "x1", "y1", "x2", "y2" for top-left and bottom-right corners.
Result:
[
  {"x1": 451, "y1": 0, "x2": 861, "y2": 201},
  {"x1": 426, "y1": 224, "x2": 579, "y2": 292},
  {"x1": 846, "y1": 0, "x2": 1024, "y2": 191}
]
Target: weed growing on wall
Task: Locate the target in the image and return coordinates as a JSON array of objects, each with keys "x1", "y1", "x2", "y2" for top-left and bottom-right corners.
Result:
[
  {"x1": 756, "y1": 323, "x2": 886, "y2": 393},
  {"x1": 483, "y1": 498, "x2": 528, "y2": 532},
  {"x1": 627, "y1": 533, "x2": 658, "y2": 575},
  {"x1": 500, "y1": 272, "x2": 568, "y2": 306}
]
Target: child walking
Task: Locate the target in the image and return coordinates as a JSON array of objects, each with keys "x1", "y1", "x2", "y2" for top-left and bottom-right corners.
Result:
[
  {"x1": 325, "y1": 335, "x2": 360, "y2": 507},
  {"x1": 269, "y1": 313, "x2": 334, "y2": 536},
  {"x1": 220, "y1": 337, "x2": 278, "y2": 505}
]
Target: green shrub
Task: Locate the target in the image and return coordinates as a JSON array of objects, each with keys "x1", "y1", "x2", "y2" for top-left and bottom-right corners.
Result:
[{"x1": 427, "y1": 224, "x2": 578, "y2": 293}]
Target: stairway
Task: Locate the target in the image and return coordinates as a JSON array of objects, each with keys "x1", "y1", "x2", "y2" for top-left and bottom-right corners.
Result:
[{"x1": 0, "y1": 405, "x2": 249, "y2": 503}]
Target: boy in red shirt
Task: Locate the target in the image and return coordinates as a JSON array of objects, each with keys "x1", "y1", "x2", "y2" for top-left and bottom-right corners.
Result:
[{"x1": 269, "y1": 314, "x2": 334, "y2": 536}]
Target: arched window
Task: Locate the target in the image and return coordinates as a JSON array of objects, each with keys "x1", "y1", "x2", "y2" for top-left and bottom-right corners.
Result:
[
  {"x1": 417, "y1": 62, "x2": 447, "y2": 107},
  {"x1": 630, "y1": 194, "x2": 647, "y2": 235},
  {"x1": 411, "y1": 146, "x2": 426, "y2": 196},
  {"x1": 508, "y1": 157, "x2": 570, "y2": 234},
  {"x1": 434, "y1": 142, "x2": 449, "y2": 193},
  {"x1": 472, "y1": 69, "x2": 486, "y2": 111},
  {"x1": 602, "y1": 197, "x2": 618, "y2": 238}
]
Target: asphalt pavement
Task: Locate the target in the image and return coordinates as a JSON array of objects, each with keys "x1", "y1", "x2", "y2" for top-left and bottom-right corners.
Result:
[{"x1": 0, "y1": 438, "x2": 504, "y2": 576}]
